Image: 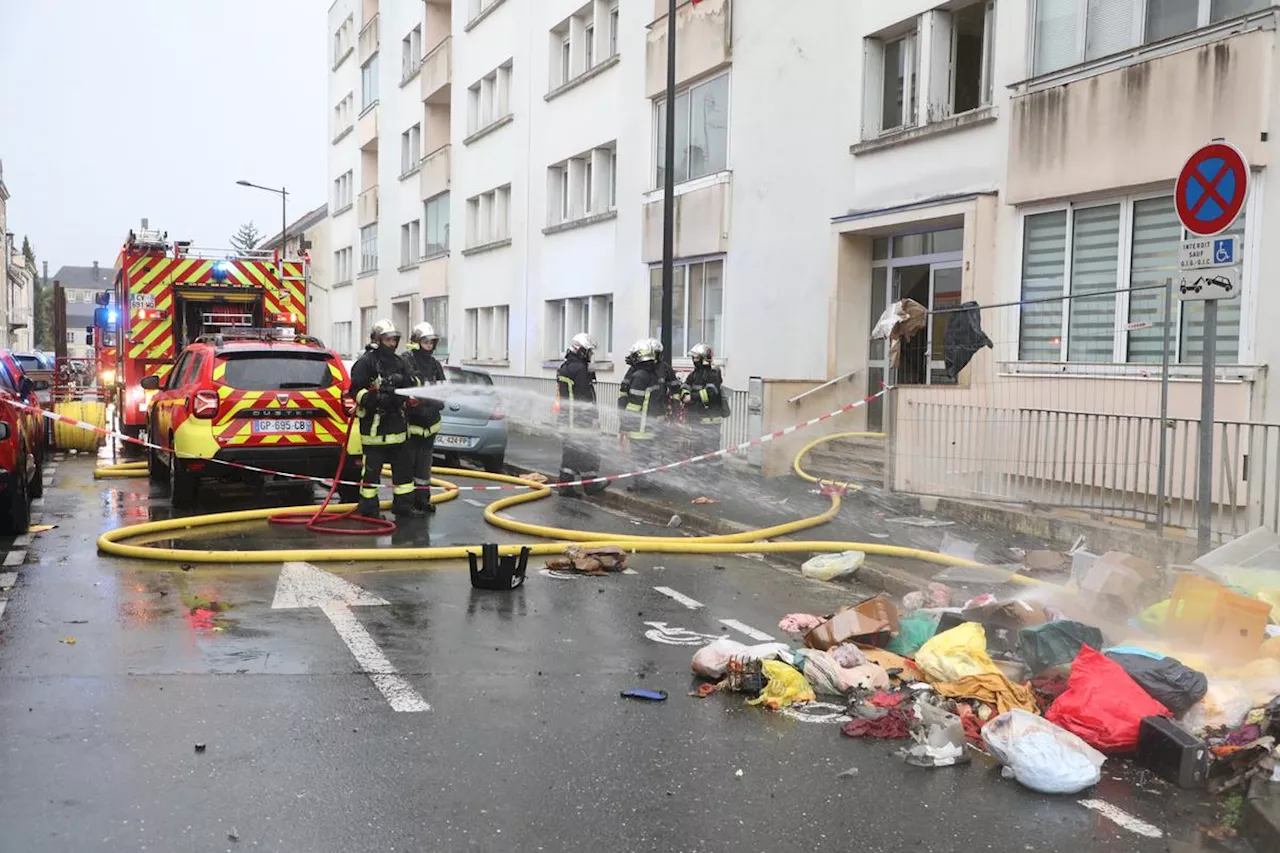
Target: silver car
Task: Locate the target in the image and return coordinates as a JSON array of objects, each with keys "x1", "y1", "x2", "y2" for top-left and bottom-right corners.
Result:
[{"x1": 435, "y1": 365, "x2": 507, "y2": 473}]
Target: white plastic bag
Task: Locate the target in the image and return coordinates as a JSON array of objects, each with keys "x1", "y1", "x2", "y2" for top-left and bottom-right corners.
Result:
[
  {"x1": 1178, "y1": 680, "x2": 1252, "y2": 735},
  {"x1": 691, "y1": 638, "x2": 791, "y2": 680},
  {"x1": 801, "y1": 551, "x2": 865, "y2": 582},
  {"x1": 983, "y1": 709, "x2": 1105, "y2": 795}
]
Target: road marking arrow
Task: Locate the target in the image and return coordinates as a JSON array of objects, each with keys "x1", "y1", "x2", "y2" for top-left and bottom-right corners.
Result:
[{"x1": 272, "y1": 561, "x2": 429, "y2": 713}]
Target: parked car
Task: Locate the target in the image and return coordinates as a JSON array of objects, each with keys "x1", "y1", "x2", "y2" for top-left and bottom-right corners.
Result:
[
  {"x1": 0, "y1": 351, "x2": 48, "y2": 532},
  {"x1": 144, "y1": 334, "x2": 362, "y2": 508},
  {"x1": 13, "y1": 352, "x2": 54, "y2": 408},
  {"x1": 339, "y1": 360, "x2": 508, "y2": 473},
  {"x1": 436, "y1": 365, "x2": 508, "y2": 473}
]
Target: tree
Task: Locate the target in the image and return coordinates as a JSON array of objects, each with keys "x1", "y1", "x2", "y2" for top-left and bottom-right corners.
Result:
[
  {"x1": 230, "y1": 221, "x2": 260, "y2": 253},
  {"x1": 24, "y1": 237, "x2": 53, "y2": 351}
]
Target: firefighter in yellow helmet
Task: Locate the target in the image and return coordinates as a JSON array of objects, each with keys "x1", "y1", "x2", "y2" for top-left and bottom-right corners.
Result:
[{"x1": 348, "y1": 320, "x2": 424, "y2": 519}]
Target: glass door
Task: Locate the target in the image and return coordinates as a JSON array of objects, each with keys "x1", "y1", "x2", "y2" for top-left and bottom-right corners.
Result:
[{"x1": 928, "y1": 263, "x2": 963, "y2": 385}]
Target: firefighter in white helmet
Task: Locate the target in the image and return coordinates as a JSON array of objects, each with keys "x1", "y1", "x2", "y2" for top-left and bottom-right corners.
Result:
[
  {"x1": 400, "y1": 322, "x2": 447, "y2": 513},
  {"x1": 680, "y1": 343, "x2": 726, "y2": 462},
  {"x1": 556, "y1": 333, "x2": 607, "y2": 495},
  {"x1": 348, "y1": 320, "x2": 424, "y2": 519}
]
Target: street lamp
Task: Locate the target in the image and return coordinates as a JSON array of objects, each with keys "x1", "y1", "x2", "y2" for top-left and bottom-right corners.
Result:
[
  {"x1": 659, "y1": 0, "x2": 678, "y2": 365},
  {"x1": 235, "y1": 180, "x2": 288, "y2": 258}
]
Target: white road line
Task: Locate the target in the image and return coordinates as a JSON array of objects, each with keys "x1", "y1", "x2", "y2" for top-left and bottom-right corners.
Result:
[
  {"x1": 0, "y1": 572, "x2": 17, "y2": 591},
  {"x1": 1078, "y1": 800, "x2": 1163, "y2": 838},
  {"x1": 653, "y1": 586, "x2": 704, "y2": 610},
  {"x1": 11, "y1": 534, "x2": 31, "y2": 547},
  {"x1": 720, "y1": 619, "x2": 775, "y2": 641},
  {"x1": 0, "y1": 599, "x2": 7, "y2": 620},
  {"x1": 3, "y1": 551, "x2": 25, "y2": 568},
  {"x1": 320, "y1": 603, "x2": 430, "y2": 713}
]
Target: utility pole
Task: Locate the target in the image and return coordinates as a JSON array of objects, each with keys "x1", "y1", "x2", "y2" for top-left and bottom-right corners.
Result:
[{"x1": 659, "y1": 0, "x2": 677, "y2": 363}]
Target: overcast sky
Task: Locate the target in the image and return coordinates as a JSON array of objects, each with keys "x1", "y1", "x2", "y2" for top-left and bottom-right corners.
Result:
[{"x1": 0, "y1": 0, "x2": 326, "y2": 273}]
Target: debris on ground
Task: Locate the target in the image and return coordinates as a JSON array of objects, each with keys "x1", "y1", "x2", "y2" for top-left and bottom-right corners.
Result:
[
  {"x1": 58, "y1": 637, "x2": 76, "y2": 645},
  {"x1": 800, "y1": 551, "x2": 864, "y2": 582},
  {"x1": 691, "y1": 496, "x2": 718, "y2": 505},
  {"x1": 28, "y1": 524, "x2": 56, "y2": 534},
  {"x1": 666, "y1": 514, "x2": 682, "y2": 528},
  {"x1": 523, "y1": 472, "x2": 549, "y2": 483},
  {"x1": 670, "y1": 536, "x2": 1280, "y2": 808},
  {"x1": 620, "y1": 689, "x2": 668, "y2": 702},
  {"x1": 194, "y1": 743, "x2": 207, "y2": 753},
  {"x1": 884, "y1": 516, "x2": 954, "y2": 528},
  {"x1": 543, "y1": 546, "x2": 629, "y2": 575}
]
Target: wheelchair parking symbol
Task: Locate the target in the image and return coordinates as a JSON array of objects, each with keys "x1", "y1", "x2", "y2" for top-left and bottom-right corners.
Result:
[{"x1": 1213, "y1": 238, "x2": 1235, "y2": 266}]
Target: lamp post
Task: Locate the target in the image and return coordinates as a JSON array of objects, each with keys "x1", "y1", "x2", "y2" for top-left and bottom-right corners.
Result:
[
  {"x1": 659, "y1": 0, "x2": 677, "y2": 364},
  {"x1": 235, "y1": 180, "x2": 288, "y2": 257}
]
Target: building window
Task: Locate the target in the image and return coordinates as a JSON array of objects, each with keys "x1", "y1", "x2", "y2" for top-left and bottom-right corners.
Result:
[
  {"x1": 654, "y1": 73, "x2": 729, "y2": 188},
  {"x1": 423, "y1": 296, "x2": 449, "y2": 356},
  {"x1": 361, "y1": 55, "x2": 379, "y2": 110},
  {"x1": 648, "y1": 258, "x2": 724, "y2": 354},
  {"x1": 66, "y1": 330, "x2": 77, "y2": 345},
  {"x1": 424, "y1": 193, "x2": 450, "y2": 256},
  {"x1": 881, "y1": 31, "x2": 917, "y2": 131},
  {"x1": 547, "y1": 143, "x2": 616, "y2": 226},
  {"x1": 467, "y1": 185, "x2": 511, "y2": 246},
  {"x1": 468, "y1": 0, "x2": 501, "y2": 22},
  {"x1": 1017, "y1": 194, "x2": 1245, "y2": 365},
  {"x1": 584, "y1": 23, "x2": 595, "y2": 69},
  {"x1": 400, "y1": 123, "x2": 421, "y2": 176},
  {"x1": 359, "y1": 224, "x2": 378, "y2": 273},
  {"x1": 545, "y1": 294, "x2": 614, "y2": 359},
  {"x1": 332, "y1": 93, "x2": 355, "y2": 139},
  {"x1": 333, "y1": 247, "x2": 354, "y2": 283},
  {"x1": 952, "y1": 2, "x2": 995, "y2": 114},
  {"x1": 400, "y1": 220, "x2": 421, "y2": 267},
  {"x1": 1032, "y1": 0, "x2": 1267, "y2": 76},
  {"x1": 333, "y1": 170, "x2": 353, "y2": 211},
  {"x1": 333, "y1": 15, "x2": 354, "y2": 66},
  {"x1": 608, "y1": 149, "x2": 618, "y2": 208},
  {"x1": 332, "y1": 321, "x2": 353, "y2": 357},
  {"x1": 609, "y1": 3, "x2": 619, "y2": 56},
  {"x1": 467, "y1": 61, "x2": 513, "y2": 135},
  {"x1": 360, "y1": 307, "x2": 376, "y2": 343},
  {"x1": 464, "y1": 305, "x2": 510, "y2": 361},
  {"x1": 401, "y1": 25, "x2": 422, "y2": 82}
]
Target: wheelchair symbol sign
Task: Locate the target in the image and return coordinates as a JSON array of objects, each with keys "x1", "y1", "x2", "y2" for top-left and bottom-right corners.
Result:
[{"x1": 1213, "y1": 238, "x2": 1235, "y2": 265}]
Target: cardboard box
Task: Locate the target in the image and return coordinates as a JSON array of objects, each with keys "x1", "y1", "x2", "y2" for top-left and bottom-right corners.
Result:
[
  {"x1": 804, "y1": 594, "x2": 900, "y2": 651},
  {"x1": 961, "y1": 600, "x2": 1048, "y2": 654},
  {"x1": 1079, "y1": 551, "x2": 1159, "y2": 600}
]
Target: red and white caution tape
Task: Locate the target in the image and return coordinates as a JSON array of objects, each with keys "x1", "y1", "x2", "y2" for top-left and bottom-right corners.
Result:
[{"x1": 6, "y1": 387, "x2": 890, "y2": 493}]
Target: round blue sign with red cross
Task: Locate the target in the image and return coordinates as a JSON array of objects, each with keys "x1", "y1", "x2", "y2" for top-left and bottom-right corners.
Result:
[{"x1": 1176, "y1": 142, "x2": 1249, "y2": 237}]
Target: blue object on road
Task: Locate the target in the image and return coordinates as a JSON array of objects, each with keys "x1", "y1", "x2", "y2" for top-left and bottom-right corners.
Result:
[{"x1": 621, "y1": 689, "x2": 668, "y2": 702}]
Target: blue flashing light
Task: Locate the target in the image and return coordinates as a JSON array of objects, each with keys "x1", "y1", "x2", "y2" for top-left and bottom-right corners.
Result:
[
  {"x1": 211, "y1": 260, "x2": 232, "y2": 283},
  {"x1": 107, "y1": 309, "x2": 118, "y2": 324}
]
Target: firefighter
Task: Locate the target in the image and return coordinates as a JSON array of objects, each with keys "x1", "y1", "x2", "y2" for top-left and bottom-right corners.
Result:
[
  {"x1": 555, "y1": 333, "x2": 606, "y2": 496},
  {"x1": 400, "y1": 322, "x2": 447, "y2": 514},
  {"x1": 349, "y1": 320, "x2": 425, "y2": 520},
  {"x1": 617, "y1": 339, "x2": 667, "y2": 490},
  {"x1": 648, "y1": 337, "x2": 683, "y2": 459},
  {"x1": 680, "y1": 343, "x2": 725, "y2": 461}
]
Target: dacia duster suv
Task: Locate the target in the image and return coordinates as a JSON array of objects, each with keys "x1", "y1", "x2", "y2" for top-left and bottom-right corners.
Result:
[{"x1": 143, "y1": 334, "x2": 361, "y2": 507}]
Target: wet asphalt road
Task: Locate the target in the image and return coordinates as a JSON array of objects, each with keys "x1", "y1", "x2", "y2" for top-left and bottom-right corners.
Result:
[{"x1": 0, "y1": 453, "x2": 1245, "y2": 852}]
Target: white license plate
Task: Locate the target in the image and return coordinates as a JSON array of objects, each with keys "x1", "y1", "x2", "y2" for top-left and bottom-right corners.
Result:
[
  {"x1": 129, "y1": 293, "x2": 156, "y2": 309},
  {"x1": 436, "y1": 434, "x2": 474, "y2": 448},
  {"x1": 252, "y1": 419, "x2": 312, "y2": 434}
]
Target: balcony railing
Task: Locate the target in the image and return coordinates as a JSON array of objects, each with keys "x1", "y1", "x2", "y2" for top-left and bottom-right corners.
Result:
[
  {"x1": 420, "y1": 143, "x2": 451, "y2": 199},
  {"x1": 358, "y1": 13, "x2": 380, "y2": 65},
  {"x1": 421, "y1": 36, "x2": 452, "y2": 103},
  {"x1": 358, "y1": 186, "x2": 379, "y2": 227}
]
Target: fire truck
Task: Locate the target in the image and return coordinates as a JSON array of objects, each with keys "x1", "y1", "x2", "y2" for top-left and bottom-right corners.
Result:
[{"x1": 97, "y1": 227, "x2": 309, "y2": 445}]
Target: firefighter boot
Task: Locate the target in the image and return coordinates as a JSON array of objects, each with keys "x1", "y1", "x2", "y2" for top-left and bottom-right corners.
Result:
[
  {"x1": 413, "y1": 488, "x2": 436, "y2": 514},
  {"x1": 356, "y1": 498, "x2": 382, "y2": 520},
  {"x1": 392, "y1": 493, "x2": 427, "y2": 519}
]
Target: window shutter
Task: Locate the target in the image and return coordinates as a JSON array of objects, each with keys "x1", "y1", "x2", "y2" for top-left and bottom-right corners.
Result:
[
  {"x1": 922, "y1": 10, "x2": 954, "y2": 123},
  {"x1": 1067, "y1": 204, "x2": 1121, "y2": 363},
  {"x1": 1019, "y1": 211, "x2": 1068, "y2": 361},
  {"x1": 1033, "y1": 0, "x2": 1080, "y2": 75},
  {"x1": 862, "y1": 38, "x2": 885, "y2": 137},
  {"x1": 1085, "y1": 0, "x2": 1139, "y2": 60}
]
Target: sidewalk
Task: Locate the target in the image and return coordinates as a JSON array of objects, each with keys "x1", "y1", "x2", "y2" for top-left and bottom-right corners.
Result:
[{"x1": 503, "y1": 429, "x2": 1064, "y2": 599}]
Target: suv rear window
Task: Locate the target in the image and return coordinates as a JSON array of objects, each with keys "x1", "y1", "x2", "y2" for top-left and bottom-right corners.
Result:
[{"x1": 219, "y1": 353, "x2": 335, "y2": 390}]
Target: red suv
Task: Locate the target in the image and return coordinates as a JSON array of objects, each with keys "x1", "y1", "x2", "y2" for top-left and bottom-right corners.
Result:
[
  {"x1": 142, "y1": 334, "x2": 361, "y2": 507},
  {"x1": 0, "y1": 350, "x2": 47, "y2": 533}
]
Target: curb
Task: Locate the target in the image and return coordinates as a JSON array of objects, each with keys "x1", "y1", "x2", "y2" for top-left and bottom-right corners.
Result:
[
  {"x1": 503, "y1": 460, "x2": 932, "y2": 599},
  {"x1": 1243, "y1": 777, "x2": 1280, "y2": 853}
]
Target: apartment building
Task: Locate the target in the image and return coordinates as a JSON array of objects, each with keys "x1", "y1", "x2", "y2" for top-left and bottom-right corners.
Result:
[
  {"x1": 324, "y1": 0, "x2": 864, "y2": 387},
  {"x1": 5, "y1": 238, "x2": 33, "y2": 353},
  {"x1": 50, "y1": 263, "x2": 115, "y2": 360}
]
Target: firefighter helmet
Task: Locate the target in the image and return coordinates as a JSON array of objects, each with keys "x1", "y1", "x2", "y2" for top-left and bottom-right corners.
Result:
[
  {"x1": 369, "y1": 319, "x2": 400, "y2": 344},
  {"x1": 648, "y1": 337, "x2": 664, "y2": 357},
  {"x1": 568, "y1": 332, "x2": 597, "y2": 359},
  {"x1": 409, "y1": 322, "x2": 439, "y2": 346},
  {"x1": 688, "y1": 343, "x2": 714, "y2": 366},
  {"x1": 632, "y1": 339, "x2": 656, "y2": 363}
]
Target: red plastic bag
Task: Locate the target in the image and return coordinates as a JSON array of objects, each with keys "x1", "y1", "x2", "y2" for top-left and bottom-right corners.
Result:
[{"x1": 1045, "y1": 646, "x2": 1170, "y2": 754}]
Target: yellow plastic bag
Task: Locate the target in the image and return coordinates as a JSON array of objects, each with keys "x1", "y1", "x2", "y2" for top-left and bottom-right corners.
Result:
[
  {"x1": 746, "y1": 660, "x2": 816, "y2": 709},
  {"x1": 915, "y1": 622, "x2": 999, "y2": 683}
]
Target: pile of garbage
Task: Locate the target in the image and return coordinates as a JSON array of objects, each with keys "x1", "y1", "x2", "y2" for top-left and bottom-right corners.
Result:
[
  {"x1": 544, "y1": 546, "x2": 628, "y2": 575},
  {"x1": 690, "y1": 532, "x2": 1280, "y2": 796}
]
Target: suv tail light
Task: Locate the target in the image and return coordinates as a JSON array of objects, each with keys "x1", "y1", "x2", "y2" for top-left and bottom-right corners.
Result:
[
  {"x1": 342, "y1": 395, "x2": 357, "y2": 417},
  {"x1": 490, "y1": 400, "x2": 506, "y2": 421},
  {"x1": 192, "y1": 390, "x2": 220, "y2": 419}
]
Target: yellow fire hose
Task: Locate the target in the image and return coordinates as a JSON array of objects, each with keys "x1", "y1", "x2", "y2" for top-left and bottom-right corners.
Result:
[{"x1": 90, "y1": 431, "x2": 1019, "y2": 580}]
